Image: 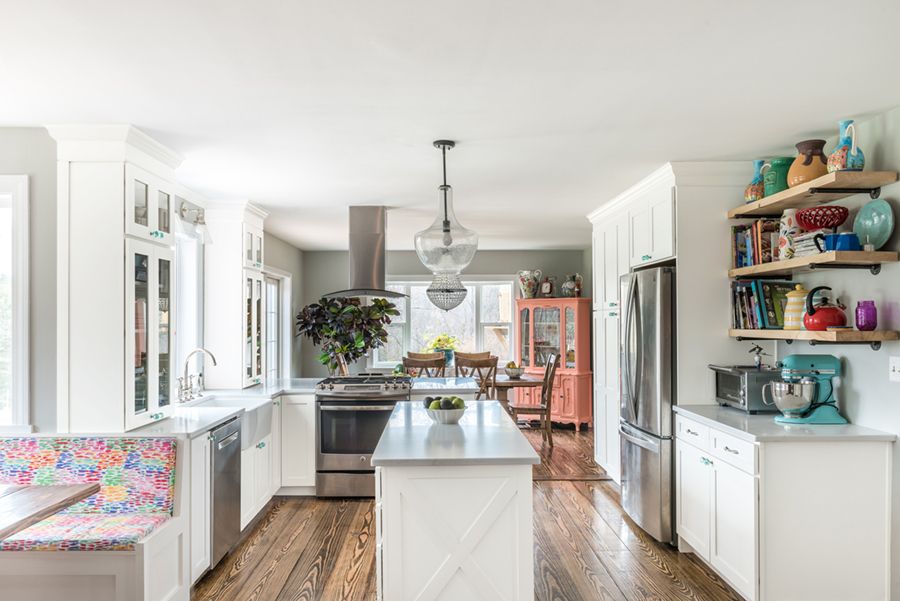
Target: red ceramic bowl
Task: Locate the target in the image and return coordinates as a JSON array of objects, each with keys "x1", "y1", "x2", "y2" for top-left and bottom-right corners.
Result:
[{"x1": 796, "y1": 206, "x2": 849, "y2": 231}]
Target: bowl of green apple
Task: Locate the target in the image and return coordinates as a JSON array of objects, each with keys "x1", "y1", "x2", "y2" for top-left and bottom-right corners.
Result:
[{"x1": 422, "y1": 396, "x2": 467, "y2": 425}]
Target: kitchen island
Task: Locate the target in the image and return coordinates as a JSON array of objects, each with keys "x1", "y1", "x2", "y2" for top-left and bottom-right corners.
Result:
[{"x1": 372, "y1": 401, "x2": 539, "y2": 601}]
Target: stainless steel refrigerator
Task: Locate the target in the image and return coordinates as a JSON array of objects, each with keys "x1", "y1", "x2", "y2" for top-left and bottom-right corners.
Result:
[{"x1": 619, "y1": 266, "x2": 675, "y2": 544}]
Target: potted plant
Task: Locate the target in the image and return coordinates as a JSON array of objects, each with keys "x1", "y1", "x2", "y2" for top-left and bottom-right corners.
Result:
[
  {"x1": 423, "y1": 334, "x2": 460, "y2": 367},
  {"x1": 296, "y1": 297, "x2": 399, "y2": 375}
]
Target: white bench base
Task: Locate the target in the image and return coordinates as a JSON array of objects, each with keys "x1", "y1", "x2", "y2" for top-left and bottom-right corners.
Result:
[{"x1": 0, "y1": 516, "x2": 188, "y2": 601}]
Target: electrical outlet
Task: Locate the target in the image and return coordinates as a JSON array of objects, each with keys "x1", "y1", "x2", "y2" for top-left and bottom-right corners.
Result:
[{"x1": 890, "y1": 357, "x2": 900, "y2": 382}]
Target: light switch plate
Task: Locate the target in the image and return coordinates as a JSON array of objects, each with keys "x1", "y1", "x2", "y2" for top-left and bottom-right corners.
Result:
[{"x1": 890, "y1": 357, "x2": 900, "y2": 382}]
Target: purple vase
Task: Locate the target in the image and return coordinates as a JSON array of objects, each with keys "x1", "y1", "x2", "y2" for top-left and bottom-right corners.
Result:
[{"x1": 855, "y1": 301, "x2": 877, "y2": 331}]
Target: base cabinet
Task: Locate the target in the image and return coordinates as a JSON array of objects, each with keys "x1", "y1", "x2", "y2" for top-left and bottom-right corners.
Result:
[
  {"x1": 240, "y1": 434, "x2": 273, "y2": 531},
  {"x1": 675, "y1": 412, "x2": 892, "y2": 601},
  {"x1": 281, "y1": 395, "x2": 316, "y2": 488},
  {"x1": 189, "y1": 433, "x2": 212, "y2": 583}
]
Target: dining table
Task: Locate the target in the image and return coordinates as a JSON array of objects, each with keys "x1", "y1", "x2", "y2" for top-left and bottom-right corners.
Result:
[
  {"x1": 488, "y1": 374, "x2": 545, "y2": 412},
  {"x1": 0, "y1": 483, "x2": 101, "y2": 540}
]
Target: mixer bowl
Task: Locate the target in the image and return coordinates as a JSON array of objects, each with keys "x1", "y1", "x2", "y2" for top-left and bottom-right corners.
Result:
[{"x1": 767, "y1": 381, "x2": 817, "y2": 417}]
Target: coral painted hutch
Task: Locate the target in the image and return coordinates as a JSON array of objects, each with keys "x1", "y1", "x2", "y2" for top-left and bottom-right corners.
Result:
[{"x1": 514, "y1": 297, "x2": 592, "y2": 429}]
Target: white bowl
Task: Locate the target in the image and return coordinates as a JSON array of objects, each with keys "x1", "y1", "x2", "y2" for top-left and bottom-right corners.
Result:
[
  {"x1": 504, "y1": 367, "x2": 524, "y2": 379},
  {"x1": 425, "y1": 408, "x2": 466, "y2": 425}
]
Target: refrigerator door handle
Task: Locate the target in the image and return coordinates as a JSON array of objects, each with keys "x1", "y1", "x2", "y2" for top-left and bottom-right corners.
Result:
[
  {"x1": 622, "y1": 275, "x2": 637, "y2": 423},
  {"x1": 619, "y1": 425, "x2": 659, "y2": 453}
]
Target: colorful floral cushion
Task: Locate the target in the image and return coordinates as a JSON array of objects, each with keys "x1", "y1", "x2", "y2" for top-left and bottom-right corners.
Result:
[
  {"x1": 0, "y1": 438, "x2": 176, "y2": 514},
  {"x1": 0, "y1": 513, "x2": 170, "y2": 551}
]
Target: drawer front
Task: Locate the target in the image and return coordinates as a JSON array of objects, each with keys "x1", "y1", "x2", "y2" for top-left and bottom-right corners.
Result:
[
  {"x1": 675, "y1": 415, "x2": 710, "y2": 451},
  {"x1": 709, "y1": 429, "x2": 756, "y2": 475}
]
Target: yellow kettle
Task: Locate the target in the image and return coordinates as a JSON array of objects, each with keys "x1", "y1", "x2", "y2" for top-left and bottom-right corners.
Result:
[{"x1": 783, "y1": 284, "x2": 809, "y2": 330}]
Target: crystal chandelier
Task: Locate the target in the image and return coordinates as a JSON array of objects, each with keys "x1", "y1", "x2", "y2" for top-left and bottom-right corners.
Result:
[
  {"x1": 414, "y1": 140, "x2": 478, "y2": 275},
  {"x1": 426, "y1": 273, "x2": 468, "y2": 312}
]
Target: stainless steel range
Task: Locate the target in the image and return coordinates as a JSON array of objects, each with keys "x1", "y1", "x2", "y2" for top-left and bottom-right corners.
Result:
[{"x1": 315, "y1": 375, "x2": 411, "y2": 497}]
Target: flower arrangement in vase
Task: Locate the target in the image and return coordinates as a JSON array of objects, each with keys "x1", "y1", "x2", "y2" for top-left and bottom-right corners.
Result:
[{"x1": 424, "y1": 333, "x2": 461, "y2": 366}]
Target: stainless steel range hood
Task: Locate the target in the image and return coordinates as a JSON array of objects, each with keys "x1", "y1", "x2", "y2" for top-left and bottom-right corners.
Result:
[{"x1": 322, "y1": 206, "x2": 405, "y2": 299}]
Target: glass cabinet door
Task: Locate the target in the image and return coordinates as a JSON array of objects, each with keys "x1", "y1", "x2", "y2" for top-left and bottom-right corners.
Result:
[
  {"x1": 157, "y1": 255, "x2": 172, "y2": 408},
  {"x1": 565, "y1": 306, "x2": 576, "y2": 369},
  {"x1": 533, "y1": 306, "x2": 561, "y2": 367},
  {"x1": 157, "y1": 191, "x2": 171, "y2": 235},
  {"x1": 126, "y1": 163, "x2": 176, "y2": 242},
  {"x1": 519, "y1": 307, "x2": 531, "y2": 367},
  {"x1": 255, "y1": 278, "x2": 264, "y2": 378},
  {"x1": 133, "y1": 179, "x2": 150, "y2": 229},
  {"x1": 245, "y1": 275, "x2": 253, "y2": 381},
  {"x1": 133, "y1": 249, "x2": 150, "y2": 418}
]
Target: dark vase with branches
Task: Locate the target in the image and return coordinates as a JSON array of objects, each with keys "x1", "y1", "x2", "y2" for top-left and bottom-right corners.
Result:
[{"x1": 296, "y1": 297, "x2": 400, "y2": 375}]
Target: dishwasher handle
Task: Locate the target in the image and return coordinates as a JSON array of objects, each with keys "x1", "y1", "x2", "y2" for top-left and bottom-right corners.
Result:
[{"x1": 216, "y1": 431, "x2": 240, "y2": 450}]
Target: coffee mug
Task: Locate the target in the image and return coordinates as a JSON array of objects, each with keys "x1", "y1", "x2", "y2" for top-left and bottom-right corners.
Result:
[{"x1": 814, "y1": 232, "x2": 861, "y2": 252}]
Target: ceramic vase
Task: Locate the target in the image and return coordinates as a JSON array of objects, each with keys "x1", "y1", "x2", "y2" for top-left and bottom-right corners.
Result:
[
  {"x1": 827, "y1": 119, "x2": 865, "y2": 172},
  {"x1": 777, "y1": 209, "x2": 800, "y2": 261},
  {"x1": 517, "y1": 269, "x2": 542, "y2": 298},
  {"x1": 788, "y1": 139, "x2": 828, "y2": 187},
  {"x1": 783, "y1": 284, "x2": 809, "y2": 330},
  {"x1": 744, "y1": 159, "x2": 766, "y2": 203},
  {"x1": 762, "y1": 157, "x2": 793, "y2": 196},
  {"x1": 855, "y1": 301, "x2": 877, "y2": 331}
]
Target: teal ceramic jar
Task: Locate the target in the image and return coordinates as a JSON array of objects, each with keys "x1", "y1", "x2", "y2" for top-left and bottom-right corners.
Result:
[{"x1": 762, "y1": 157, "x2": 793, "y2": 196}]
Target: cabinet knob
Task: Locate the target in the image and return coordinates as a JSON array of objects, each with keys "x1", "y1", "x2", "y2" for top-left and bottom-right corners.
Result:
[
  {"x1": 642, "y1": 254, "x2": 652, "y2": 261},
  {"x1": 257, "y1": 441, "x2": 266, "y2": 449},
  {"x1": 701, "y1": 456, "x2": 713, "y2": 466}
]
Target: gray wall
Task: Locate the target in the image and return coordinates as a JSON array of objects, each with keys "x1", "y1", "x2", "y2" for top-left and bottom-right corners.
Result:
[
  {"x1": 0, "y1": 128, "x2": 57, "y2": 432},
  {"x1": 768, "y1": 106, "x2": 900, "y2": 593},
  {"x1": 263, "y1": 232, "x2": 304, "y2": 378},
  {"x1": 299, "y1": 249, "x2": 591, "y2": 377}
]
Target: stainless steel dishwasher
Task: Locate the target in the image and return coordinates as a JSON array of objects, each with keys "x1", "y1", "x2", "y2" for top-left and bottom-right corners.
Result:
[{"x1": 210, "y1": 417, "x2": 242, "y2": 568}]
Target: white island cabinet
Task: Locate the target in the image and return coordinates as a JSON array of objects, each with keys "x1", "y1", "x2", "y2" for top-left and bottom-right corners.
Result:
[
  {"x1": 674, "y1": 405, "x2": 895, "y2": 601},
  {"x1": 372, "y1": 401, "x2": 539, "y2": 601}
]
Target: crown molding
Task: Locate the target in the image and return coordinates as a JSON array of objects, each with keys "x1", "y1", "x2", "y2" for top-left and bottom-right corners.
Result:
[{"x1": 45, "y1": 124, "x2": 184, "y2": 173}]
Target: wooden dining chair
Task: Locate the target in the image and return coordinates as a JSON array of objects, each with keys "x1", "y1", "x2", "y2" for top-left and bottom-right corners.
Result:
[
  {"x1": 508, "y1": 353, "x2": 559, "y2": 447},
  {"x1": 407, "y1": 351, "x2": 444, "y2": 360},
  {"x1": 455, "y1": 356, "x2": 498, "y2": 399},
  {"x1": 402, "y1": 356, "x2": 446, "y2": 377},
  {"x1": 454, "y1": 352, "x2": 492, "y2": 377}
]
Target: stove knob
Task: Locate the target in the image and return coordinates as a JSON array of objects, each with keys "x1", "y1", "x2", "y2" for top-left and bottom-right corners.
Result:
[{"x1": 327, "y1": 383, "x2": 334, "y2": 390}]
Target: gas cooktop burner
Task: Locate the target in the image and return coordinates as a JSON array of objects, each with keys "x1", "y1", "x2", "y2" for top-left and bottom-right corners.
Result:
[{"x1": 316, "y1": 374, "x2": 412, "y2": 395}]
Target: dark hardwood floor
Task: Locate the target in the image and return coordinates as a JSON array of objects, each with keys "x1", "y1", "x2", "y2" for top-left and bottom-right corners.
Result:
[{"x1": 194, "y1": 429, "x2": 741, "y2": 601}]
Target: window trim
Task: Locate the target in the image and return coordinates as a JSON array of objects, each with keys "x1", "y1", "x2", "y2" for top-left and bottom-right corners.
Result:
[
  {"x1": 0, "y1": 175, "x2": 29, "y2": 431},
  {"x1": 370, "y1": 274, "x2": 516, "y2": 369},
  {"x1": 263, "y1": 265, "x2": 293, "y2": 380}
]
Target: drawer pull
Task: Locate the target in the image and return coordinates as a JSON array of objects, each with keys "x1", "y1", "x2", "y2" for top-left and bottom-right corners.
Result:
[
  {"x1": 700, "y1": 457, "x2": 714, "y2": 466},
  {"x1": 685, "y1": 428, "x2": 699, "y2": 436},
  {"x1": 723, "y1": 446, "x2": 739, "y2": 455}
]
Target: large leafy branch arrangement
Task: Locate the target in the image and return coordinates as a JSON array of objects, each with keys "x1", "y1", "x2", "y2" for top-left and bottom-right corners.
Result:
[{"x1": 296, "y1": 297, "x2": 400, "y2": 373}]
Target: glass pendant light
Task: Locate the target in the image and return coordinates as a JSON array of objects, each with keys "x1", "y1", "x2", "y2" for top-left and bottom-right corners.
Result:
[
  {"x1": 414, "y1": 140, "x2": 479, "y2": 275},
  {"x1": 426, "y1": 273, "x2": 468, "y2": 311}
]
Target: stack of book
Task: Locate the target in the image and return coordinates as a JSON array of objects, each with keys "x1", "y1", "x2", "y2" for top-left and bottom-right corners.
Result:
[
  {"x1": 731, "y1": 220, "x2": 780, "y2": 268},
  {"x1": 731, "y1": 280, "x2": 795, "y2": 329}
]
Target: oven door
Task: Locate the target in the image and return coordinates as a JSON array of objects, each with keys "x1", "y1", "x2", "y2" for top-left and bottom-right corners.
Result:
[{"x1": 316, "y1": 399, "x2": 396, "y2": 471}]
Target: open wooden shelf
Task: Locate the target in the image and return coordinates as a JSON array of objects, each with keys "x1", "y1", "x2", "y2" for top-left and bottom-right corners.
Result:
[
  {"x1": 728, "y1": 171, "x2": 898, "y2": 218},
  {"x1": 729, "y1": 328, "x2": 899, "y2": 350},
  {"x1": 729, "y1": 250, "x2": 899, "y2": 278}
]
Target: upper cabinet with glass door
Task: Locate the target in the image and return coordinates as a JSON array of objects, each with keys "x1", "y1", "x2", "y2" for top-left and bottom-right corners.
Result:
[
  {"x1": 516, "y1": 297, "x2": 593, "y2": 374},
  {"x1": 126, "y1": 163, "x2": 175, "y2": 244},
  {"x1": 244, "y1": 224, "x2": 264, "y2": 270},
  {"x1": 125, "y1": 239, "x2": 175, "y2": 430}
]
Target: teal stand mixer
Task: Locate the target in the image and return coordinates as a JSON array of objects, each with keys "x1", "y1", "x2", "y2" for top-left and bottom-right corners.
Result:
[{"x1": 762, "y1": 354, "x2": 849, "y2": 424}]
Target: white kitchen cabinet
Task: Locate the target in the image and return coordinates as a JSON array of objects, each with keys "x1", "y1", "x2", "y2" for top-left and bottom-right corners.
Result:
[
  {"x1": 281, "y1": 395, "x2": 316, "y2": 488},
  {"x1": 126, "y1": 163, "x2": 175, "y2": 244},
  {"x1": 240, "y1": 433, "x2": 274, "y2": 531},
  {"x1": 204, "y1": 202, "x2": 269, "y2": 390},
  {"x1": 674, "y1": 410, "x2": 892, "y2": 601},
  {"x1": 243, "y1": 223, "x2": 264, "y2": 270},
  {"x1": 675, "y1": 439, "x2": 712, "y2": 560},
  {"x1": 125, "y1": 239, "x2": 175, "y2": 430},
  {"x1": 710, "y1": 456, "x2": 756, "y2": 597},
  {"x1": 243, "y1": 270, "x2": 266, "y2": 388},
  {"x1": 270, "y1": 398, "x2": 283, "y2": 495},
  {"x1": 189, "y1": 433, "x2": 211, "y2": 583},
  {"x1": 629, "y1": 178, "x2": 675, "y2": 267}
]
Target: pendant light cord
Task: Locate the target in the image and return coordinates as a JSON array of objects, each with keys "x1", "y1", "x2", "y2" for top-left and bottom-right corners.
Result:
[{"x1": 441, "y1": 144, "x2": 450, "y2": 232}]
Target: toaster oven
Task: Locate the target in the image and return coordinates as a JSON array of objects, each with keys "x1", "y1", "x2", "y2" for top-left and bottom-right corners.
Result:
[{"x1": 708, "y1": 365, "x2": 781, "y2": 413}]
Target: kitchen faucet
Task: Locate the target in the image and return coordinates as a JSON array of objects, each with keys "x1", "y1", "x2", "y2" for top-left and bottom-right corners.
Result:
[{"x1": 178, "y1": 348, "x2": 218, "y2": 402}]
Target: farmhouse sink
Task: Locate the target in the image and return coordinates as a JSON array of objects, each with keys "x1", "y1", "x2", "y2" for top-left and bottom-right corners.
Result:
[{"x1": 198, "y1": 397, "x2": 273, "y2": 450}]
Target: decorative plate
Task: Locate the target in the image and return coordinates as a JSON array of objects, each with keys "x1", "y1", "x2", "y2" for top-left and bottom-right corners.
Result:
[{"x1": 853, "y1": 199, "x2": 894, "y2": 250}]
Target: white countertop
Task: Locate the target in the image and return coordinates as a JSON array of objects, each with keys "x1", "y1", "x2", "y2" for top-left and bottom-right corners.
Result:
[
  {"x1": 674, "y1": 405, "x2": 897, "y2": 443},
  {"x1": 408, "y1": 377, "x2": 478, "y2": 393},
  {"x1": 204, "y1": 377, "x2": 322, "y2": 397},
  {"x1": 132, "y1": 405, "x2": 245, "y2": 438},
  {"x1": 371, "y1": 401, "x2": 540, "y2": 466}
]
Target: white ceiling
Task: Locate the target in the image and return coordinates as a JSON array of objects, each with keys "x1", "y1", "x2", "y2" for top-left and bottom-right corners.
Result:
[{"x1": 4, "y1": 1, "x2": 900, "y2": 250}]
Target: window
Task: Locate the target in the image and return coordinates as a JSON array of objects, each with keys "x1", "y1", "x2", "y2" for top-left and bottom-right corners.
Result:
[
  {"x1": 372, "y1": 278, "x2": 514, "y2": 368},
  {"x1": 175, "y1": 214, "x2": 204, "y2": 384},
  {"x1": 265, "y1": 276, "x2": 281, "y2": 381},
  {"x1": 0, "y1": 176, "x2": 28, "y2": 429}
]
